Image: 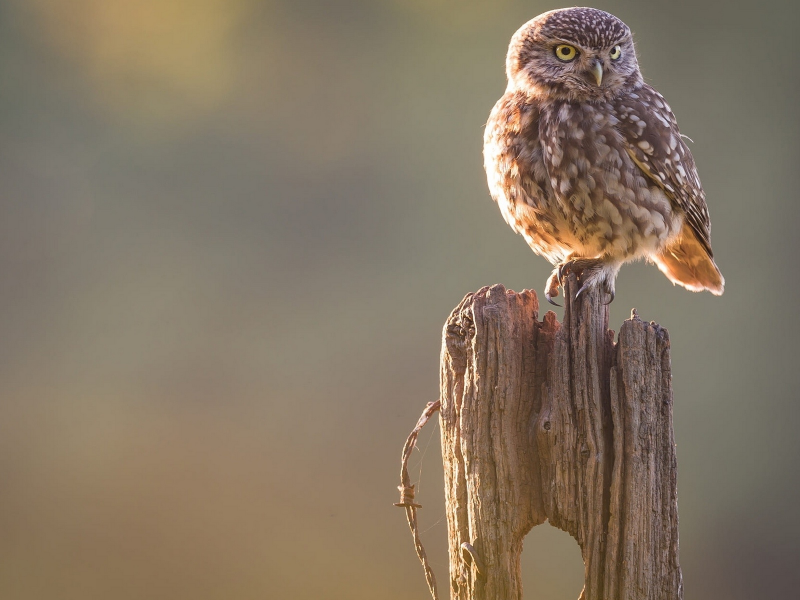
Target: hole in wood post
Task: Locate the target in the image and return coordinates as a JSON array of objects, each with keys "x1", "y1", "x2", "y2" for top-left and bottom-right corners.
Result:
[{"x1": 521, "y1": 522, "x2": 584, "y2": 599}]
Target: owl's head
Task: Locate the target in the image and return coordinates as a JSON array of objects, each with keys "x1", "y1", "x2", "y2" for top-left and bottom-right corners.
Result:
[{"x1": 506, "y1": 8, "x2": 642, "y2": 101}]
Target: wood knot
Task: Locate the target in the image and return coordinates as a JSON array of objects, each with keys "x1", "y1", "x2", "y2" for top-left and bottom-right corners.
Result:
[{"x1": 543, "y1": 421, "x2": 551, "y2": 431}]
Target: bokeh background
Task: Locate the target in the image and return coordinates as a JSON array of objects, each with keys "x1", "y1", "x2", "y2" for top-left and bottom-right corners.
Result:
[{"x1": 1, "y1": 0, "x2": 798, "y2": 598}]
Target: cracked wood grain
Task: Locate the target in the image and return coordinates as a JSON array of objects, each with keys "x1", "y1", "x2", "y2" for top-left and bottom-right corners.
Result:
[{"x1": 439, "y1": 276, "x2": 682, "y2": 600}]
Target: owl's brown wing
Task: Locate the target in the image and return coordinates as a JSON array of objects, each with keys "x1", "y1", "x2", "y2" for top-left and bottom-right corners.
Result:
[{"x1": 613, "y1": 84, "x2": 713, "y2": 257}]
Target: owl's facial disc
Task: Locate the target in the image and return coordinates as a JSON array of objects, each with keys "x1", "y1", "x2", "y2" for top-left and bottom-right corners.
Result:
[{"x1": 505, "y1": 8, "x2": 642, "y2": 100}]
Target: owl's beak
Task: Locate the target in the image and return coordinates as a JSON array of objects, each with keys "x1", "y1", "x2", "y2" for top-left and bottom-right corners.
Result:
[{"x1": 589, "y1": 60, "x2": 604, "y2": 86}]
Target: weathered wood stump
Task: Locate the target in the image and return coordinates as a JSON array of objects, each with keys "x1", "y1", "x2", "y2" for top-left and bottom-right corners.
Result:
[{"x1": 439, "y1": 277, "x2": 681, "y2": 599}]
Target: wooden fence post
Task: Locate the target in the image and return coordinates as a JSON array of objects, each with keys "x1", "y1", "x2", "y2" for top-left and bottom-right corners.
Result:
[{"x1": 433, "y1": 276, "x2": 682, "y2": 599}]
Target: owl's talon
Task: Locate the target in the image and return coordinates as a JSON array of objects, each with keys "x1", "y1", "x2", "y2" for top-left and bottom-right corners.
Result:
[
  {"x1": 545, "y1": 268, "x2": 562, "y2": 306},
  {"x1": 602, "y1": 278, "x2": 617, "y2": 304},
  {"x1": 545, "y1": 292, "x2": 562, "y2": 307}
]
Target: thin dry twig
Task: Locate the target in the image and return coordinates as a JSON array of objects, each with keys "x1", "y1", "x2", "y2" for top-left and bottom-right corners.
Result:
[{"x1": 395, "y1": 400, "x2": 441, "y2": 600}]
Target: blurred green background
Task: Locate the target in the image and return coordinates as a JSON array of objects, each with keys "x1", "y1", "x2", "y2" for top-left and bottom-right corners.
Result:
[{"x1": 0, "y1": 0, "x2": 798, "y2": 598}]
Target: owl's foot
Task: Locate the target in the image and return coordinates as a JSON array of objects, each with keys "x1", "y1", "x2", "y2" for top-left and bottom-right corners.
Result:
[
  {"x1": 545, "y1": 268, "x2": 563, "y2": 306},
  {"x1": 546, "y1": 258, "x2": 619, "y2": 305}
]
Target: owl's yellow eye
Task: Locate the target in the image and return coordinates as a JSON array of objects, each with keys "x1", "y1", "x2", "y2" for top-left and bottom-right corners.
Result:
[
  {"x1": 554, "y1": 44, "x2": 577, "y2": 62},
  {"x1": 610, "y1": 45, "x2": 622, "y2": 60}
]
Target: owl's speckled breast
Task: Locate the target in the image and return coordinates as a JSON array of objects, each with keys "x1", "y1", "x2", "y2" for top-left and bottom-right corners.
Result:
[
  {"x1": 540, "y1": 99, "x2": 681, "y2": 257},
  {"x1": 484, "y1": 92, "x2": 682, "y2": 264}
]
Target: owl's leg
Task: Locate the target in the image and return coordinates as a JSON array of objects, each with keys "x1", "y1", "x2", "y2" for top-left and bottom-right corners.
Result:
[
  {"x1": 552, "y1": 257, "x2": 621, "y2": 304},
  {"x1": 544, "y1": 258, "x2": 580, "y2": 306}
]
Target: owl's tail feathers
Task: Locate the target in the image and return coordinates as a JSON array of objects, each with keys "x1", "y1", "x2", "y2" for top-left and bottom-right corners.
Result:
[{"x1": 653, "y1": 224, "x2": 725, "y2": 295}]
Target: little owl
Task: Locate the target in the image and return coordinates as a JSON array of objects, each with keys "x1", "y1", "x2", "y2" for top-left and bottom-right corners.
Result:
[{"x1": 484, "y1": 7, "x2": 724, "y2": 304}]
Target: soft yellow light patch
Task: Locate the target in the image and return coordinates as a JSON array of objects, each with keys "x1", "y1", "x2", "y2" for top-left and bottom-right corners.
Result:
[{"x1": 20, "y1": 0, "x2": 254, "y2": 123}]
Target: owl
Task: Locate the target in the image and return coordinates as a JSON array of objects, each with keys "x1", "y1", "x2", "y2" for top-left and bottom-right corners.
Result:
[{"x1": 483, "y1": 7, "x2": 724, "y2": 304}]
